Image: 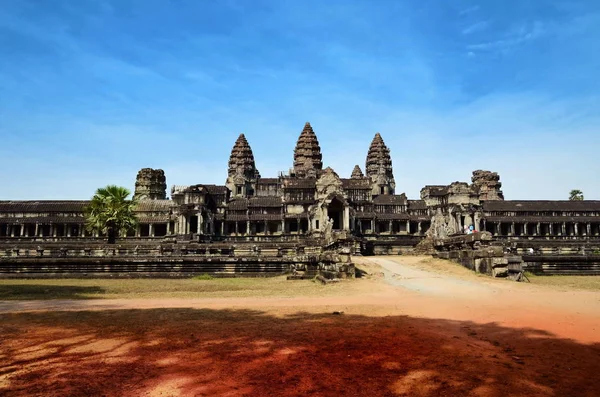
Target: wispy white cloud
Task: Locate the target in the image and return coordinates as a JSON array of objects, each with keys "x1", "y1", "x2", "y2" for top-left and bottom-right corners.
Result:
[
  {"x1": 467, "y1": 20, "x2": 545, "y2": 52},
  {"x1": 462, "y1": 20, "x2": 490, "y2": 35},
  {"x1": 459, "y1": 5, "x2": 481, "y2": 16}
]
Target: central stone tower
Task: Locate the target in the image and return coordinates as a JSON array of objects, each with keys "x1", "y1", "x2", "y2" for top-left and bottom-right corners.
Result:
[
  {"x1": 226, "y1": 133, "x2": 260, "y2": 197},
  {"x1": 366, "y1": 133, "x2": 395, "y2": 195},
  {"x1": 293, "y1": 122, "x2": 323, "y2": 178}
]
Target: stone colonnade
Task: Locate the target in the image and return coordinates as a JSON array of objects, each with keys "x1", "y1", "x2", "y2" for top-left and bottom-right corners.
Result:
[{"x1": 483, "y1": 220, "x2": 600, "y2": 237}]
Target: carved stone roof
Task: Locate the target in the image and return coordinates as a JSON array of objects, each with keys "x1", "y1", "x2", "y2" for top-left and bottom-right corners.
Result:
[
  {"x1": 293, "y1": 122, "x2": 323, "y2": 177},
  {"x1": 355, "y1": 211, "x2": 376, "y2": 218},
  {"x1": 248, "y1": 196, "x2": 282, "y2": 207},
  {"x1": 225, "y1": 214, "x2": 249, "y2": 221},
  {"x1": 282, "y1": 178, "x2": 316, "y2": 189},
  {"x1": 0, "y1": 201, "x2": 88, "y2": 213},
  {"x1": 351, "y1": 165, "x2": 364, "y2": 179},
  {"x1": 421, "y1": 186, "x2": 449, "y2": 197},
  {"x1": 0, "y1": 216, "x2": 85, "y2": 224},
  {"x1": 257, "y1": 178, "x2": 279, "y2": 185},
  {"x1": 341, "y1": 178, "x2": 371, "y2": 189},
  {"x1": 249, "y1": 213, "x2": 282, "y2": 221},
  {"x1": 483, "y1": 201, "x2": 600, "y2": 212},
  {"x1": 373, "y1": 194, "x2": 407, "y2": 205},
  {"x1": 366, "y1": 133, "x2": 394, "y2": 180},
  {"x1": 137, "y1": 216, "x2": 171, "y2": 224},
  {"x1": 134, "y1": 200, "x2": 172, "y2": 211},
  {"x1": 227, "y1": 198, "x2": 248, "y2": 210},
  {"x1": 408, "y1": 200, "x2": 427, "y2": 210},
  {"x1": 204, "y1": 185, "x2": 229, "y2": 195},
  {"x1": 228, "y1": 134, "x2": 260, "y2": 179}
]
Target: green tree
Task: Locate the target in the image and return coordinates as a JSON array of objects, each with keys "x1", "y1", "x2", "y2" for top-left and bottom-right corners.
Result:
[
  {"x1": 569, "y1": 189, "x2": 584, "y2": 201},
  {"x1": 85, "y1": 185, "x2": 138, "y2": 244}
]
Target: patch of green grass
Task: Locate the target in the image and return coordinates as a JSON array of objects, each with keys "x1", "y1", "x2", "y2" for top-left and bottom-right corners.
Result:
[{"x1": 192, "y1": 273, "x2": 214, "y2": 280}]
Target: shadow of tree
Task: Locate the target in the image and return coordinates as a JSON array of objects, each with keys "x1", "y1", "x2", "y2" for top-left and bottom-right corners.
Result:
[
  {"x1": 0, "y1": 308, "x2": 598, "y2": 396},
  {"x1": 0, "y1": 285, "x2": 104, "y2": 300}
]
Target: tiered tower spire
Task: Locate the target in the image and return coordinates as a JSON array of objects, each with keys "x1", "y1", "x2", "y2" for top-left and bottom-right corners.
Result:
[
  {"x1": 351, "y1": 165, "x2": 364, "y2": 179},
  {"x1": 366, "y1": 133, "x2": 395, "y2": 194},
  {"x1": 226, "y1": 133, "x2": 260, "y2": 197},
  {"x1": 228, "y1": 134, "x2": 260, "y2": 179},
  {"x1": 293, "y1": 122, "x2": 323, "y2": 178}
]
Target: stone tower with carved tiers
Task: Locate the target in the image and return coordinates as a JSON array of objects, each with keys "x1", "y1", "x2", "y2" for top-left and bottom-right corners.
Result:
[
  {"x1": 226, "y1": 133, "x2": 260, "y2": 198},
  {"x1": 351, "y1": 165, "x2": 364, "y2": 179},
  {"x1": 366, "y1": 133, "x2": 395, "y2": 195},
  {"x1": 134, "y1": 168, "x2": 167, "y2": 200},
  {"x1": 293, "y1": 122, "x2": 323, "y2": 178},
  {"x1": 471, "y1": 170, "x2": 504, "y2": 201}
]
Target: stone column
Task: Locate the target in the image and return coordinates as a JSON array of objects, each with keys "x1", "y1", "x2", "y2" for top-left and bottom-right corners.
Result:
[
  {"x1": 52, "y1": 224, "x2": 57, "y2": 238},
  {"x1": 198, "y1": 213, "x2": 204, "y2": 234},
  {"x1": 549, "y1": 223, "x2": 554, "y2": 236},
  {"x1": 9, "y1": 224, "x2": 14, "y2": 237},
  {"x1": 247, "y1": 221, "x2": 251, "y2": 236},
  {"x1": 343, "y1": 206, "x2": 350, "y2": 230},
  {"x1": 561, "y1": 222, "x2": 566, "y2": 236},
  {"x1": 510, "y1": 222, "x2": 515, "y2": 236},
  {"x1": 587, "y1": 223, "x2": 591, "y2": 236},
  {"x1": 34, "y1": 223, "x2": 39, "y2": 238},
  {"x1": 418, "y1": 222, "x2": 422, "y2": 235},
  {"x1": 66, "y1": 224, "x2": 71, "y2": 237},
  {"x1": 281, "y1": 219, "x2": 285, "y2": 234},
  {"x1": 523, "y1": 222, "x2": 528, "y2": 236},
  {"x1": 388, "y1": 220, "x2": 393, "y2": 235},
  {"x1": 235, "y1": 222, "x2": 239, "y2": 236},
  {"x1": 574, "y1": 223, "x2": 579, "y2": 236},
  {"x1": 371, "y1": 219, "x2": 374, "y2": 234},
  {"x1": 264, "y1": 220, "x2": 268, "y2": 235},
  {"x1": 495, "y1": 222, "x2": 500, "y2": 236},
  {"x1": 536, "y1": 222, "x2": 541, "y2": 236},
  {"x1": 149, "y1": 224, "x2": 154, "y2": 237},
  {"x1": 220, "y1": 222, "x2": 224, "y2": 236},
  {"x1": 136, "y1": 225, "x2": 141, "y2": 237},
  {"x1": 20, "y1": 225, "x2": 25, "y2": 237},
  {"x1": 406, "y1": 220, "x2": 410, "y2": 235},
  {"x1": 186, "y1": 217, "x2": 191, "y2": 234}
]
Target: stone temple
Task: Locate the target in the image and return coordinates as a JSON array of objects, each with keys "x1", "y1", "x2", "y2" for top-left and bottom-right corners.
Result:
[{"x1": 1, "y1": 122, "x2": 599, "y2": 276}]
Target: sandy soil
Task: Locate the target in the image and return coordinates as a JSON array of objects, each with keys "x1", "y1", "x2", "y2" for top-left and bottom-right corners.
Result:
[{"x1": 1, "y1": 256, "x2": 599, "y2": 396}]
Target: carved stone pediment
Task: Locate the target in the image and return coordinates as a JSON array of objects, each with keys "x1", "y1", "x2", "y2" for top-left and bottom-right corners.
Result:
[
  {"x1": 232, "y1": 174, "x2": 246, "y2": 185},
  {"x1": 315, "y1": 167, "x2": 343, "y2": 200}
]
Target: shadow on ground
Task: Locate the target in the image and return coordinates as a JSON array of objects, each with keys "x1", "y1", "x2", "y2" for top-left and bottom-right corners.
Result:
[
  {"x1": 0, "y1": 285, "x2": 104, "y2": 300},
  {"x1": 1, "y1": 308, "x2": 598, "y2": 396}
]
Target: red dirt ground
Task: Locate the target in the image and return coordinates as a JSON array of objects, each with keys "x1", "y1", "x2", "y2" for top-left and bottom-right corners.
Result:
[{"x1": 1, "y1": 256, "x2": 599, "y2": 396}]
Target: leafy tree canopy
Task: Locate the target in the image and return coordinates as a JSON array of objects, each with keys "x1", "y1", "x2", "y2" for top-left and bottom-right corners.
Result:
[{"x1": 569, "y1": 189, "x2": 584, "y2": 201}]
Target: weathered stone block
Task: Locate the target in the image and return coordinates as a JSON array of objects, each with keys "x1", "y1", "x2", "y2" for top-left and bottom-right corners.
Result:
[
  {"x1": 492, "y1": 257, "x2": 508, "y2": 267},
  {"x1": 492, "y1": 267, "x2": 508, "y2": 277}
]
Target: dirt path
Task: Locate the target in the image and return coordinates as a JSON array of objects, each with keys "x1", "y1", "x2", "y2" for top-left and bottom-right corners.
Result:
[{"x1": 1, "y1": 256, "x2": 599, "y2": 396}]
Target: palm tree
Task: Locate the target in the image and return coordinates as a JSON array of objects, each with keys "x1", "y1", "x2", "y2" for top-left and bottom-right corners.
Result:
[
  {"x1": 569, "y1": 189, "x2": 584, "y2": 201},
  {"x1": 85, "y1": 185, "x2": 138, "y2": 244}
]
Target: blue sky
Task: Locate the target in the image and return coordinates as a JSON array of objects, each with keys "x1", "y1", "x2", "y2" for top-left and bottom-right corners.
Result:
[{"x1": 1, "y1": 0, "x2": 599, "y2": 200}]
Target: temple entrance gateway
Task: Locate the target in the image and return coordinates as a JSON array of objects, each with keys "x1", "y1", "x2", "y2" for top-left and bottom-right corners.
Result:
[{"x1": 327, "y1": 197, "x2": 344, "y2": 230}]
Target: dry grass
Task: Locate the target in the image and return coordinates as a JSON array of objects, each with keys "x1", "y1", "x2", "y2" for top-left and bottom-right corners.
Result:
[
  {"x1": 524, "y1": 273, "x2": 600, "y2": 291},
  {"x1": 0, "y1": 276, "x2": 373, "y2": 300}
]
